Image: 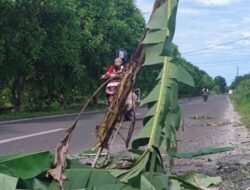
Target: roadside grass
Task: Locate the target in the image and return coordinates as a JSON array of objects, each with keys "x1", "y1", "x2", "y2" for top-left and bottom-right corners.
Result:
[
  {"x1": 231, "y1": 96, "x2": 250, "y2": 128},
  {"x1": 0, "y1": 103, "x2": 105, "y2": 122},
  {"x1": 230, "y1": 78, "x2": 250, "y2": 128},
  {"x1": 234, "y1": 103, "x2": 250, "y2": 128}
]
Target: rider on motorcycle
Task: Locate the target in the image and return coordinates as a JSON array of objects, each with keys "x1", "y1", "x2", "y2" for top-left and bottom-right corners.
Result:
[
  {"x1": 202, "y1": 86, "x2": 209, "y2": 101},
  {"x1": 101, "y1": 58, "x2": 124, "y2": 106},
  {"x1": 100, "y1": 57, "x2": 139, "y2": 121}
]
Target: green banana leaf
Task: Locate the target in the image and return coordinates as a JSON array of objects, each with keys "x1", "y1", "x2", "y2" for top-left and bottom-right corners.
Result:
[
  {"x1": 143, "y1": 43, "x2": 165, "y2": 66},
  {"x1": 93, "y1": 184, "x2": 139, "y2": 190},
  {"x1": 141, "y1": 172, "x2": 168, "y2": 190},
  {"x1": 17, "y1": 177, "x2": 50, "y2": 190},
  {"x1": 63, "y1": 168, "x2": 119, "y2": 190},
  {"x1": 128, "y1": 0, "x2": 194, "y2": 182},
  {"x1": 175, "y1": 172, "x2": 222, "y2": 188},
  {"x1": 147, "y1": 1, "x2": 176, "y2": 29},
  {"x1": 143, "y1": 29, "x2": 168, "y2": 44},
  {"x1": 176, "y1": 146, "x2": 234, "y2": 158},
  {"x1": 0, "y1": 151, "x2": 52, "y2": 180},
  {"x1": 0, "y1": 173, "x2": 18, "y2": 190},
  {"x1": 117, "y1": 150, "x2": 150, "y2": 183},
  {"x1": 169, "y1": 179, "x2": 181, "y2": 190}
]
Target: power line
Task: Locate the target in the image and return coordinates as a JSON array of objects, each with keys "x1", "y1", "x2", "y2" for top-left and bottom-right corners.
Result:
[
  {"x1": 181, "y1": 36, "x2": 250, "y2": 55},
  {"x1": 193, "y1": 58, "x2": 250, "y2": 65},
  {"x1": 195, "y1": 61, "x2": 250, "y2": 67},
  {"x1": 185, "y1": 46, "x2": 250, "y2": 57}
]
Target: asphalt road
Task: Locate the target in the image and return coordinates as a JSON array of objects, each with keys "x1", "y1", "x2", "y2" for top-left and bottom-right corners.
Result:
[{"x1": 0, "y1": 95, "x2": 235, "y2": 156}]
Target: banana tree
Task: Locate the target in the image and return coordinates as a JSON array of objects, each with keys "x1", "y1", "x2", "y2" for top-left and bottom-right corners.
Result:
[
  {"x1": 108, "y1": 0, "x2": 194, "y2": 183},
  {"x1": 0, "y1": 0, "x2": 223, "y2": 189}
]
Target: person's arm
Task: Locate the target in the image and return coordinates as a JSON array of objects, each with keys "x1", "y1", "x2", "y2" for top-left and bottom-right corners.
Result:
[
  {"x1": 101, "y1": 65, "x2": 114, "y2": 79},
  {"x1": 117, "y1": 65, "x2": 124, "y2": 73}
]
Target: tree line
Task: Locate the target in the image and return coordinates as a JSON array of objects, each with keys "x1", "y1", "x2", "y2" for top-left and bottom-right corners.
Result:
[
  {"x1": 231, "y1": 73, "x2": 250, "y2": 100},
  {"x1": 0, "y1": 0, "x2": 145, "y2": 112},
  {"x1": 230, "y1": 73, "x2": 250, "y2": 126},
  {"x1": 0, "y1": 0, "x2": 226, "y2": 113},
  {"x1": 136, "y1": 45, "x2": 227, "y2": 98}
]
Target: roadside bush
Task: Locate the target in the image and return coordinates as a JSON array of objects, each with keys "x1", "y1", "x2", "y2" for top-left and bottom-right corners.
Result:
[
  {"x1": 211, "y1": 85, "x2": 220, "y2": 94},
  {"x1": 232, "y1": 78, "x2": 250, "y2": 127},
  {"x1": 233, "y1": 79, "x2": 250, "y2": 103}
]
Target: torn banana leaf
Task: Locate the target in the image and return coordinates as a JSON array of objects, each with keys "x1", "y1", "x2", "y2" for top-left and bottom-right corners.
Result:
[{"x1": 176, "y1": 146, "x2": 234, "y2": 158}]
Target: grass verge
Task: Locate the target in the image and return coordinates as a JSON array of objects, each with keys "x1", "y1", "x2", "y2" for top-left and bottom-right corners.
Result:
[{"x1": 230, "y1": 96, "x2": 250, "y2": 128}]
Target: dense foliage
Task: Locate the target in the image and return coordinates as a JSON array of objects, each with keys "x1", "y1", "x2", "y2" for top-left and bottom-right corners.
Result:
[
  {"x1": 231, "y1": 73, "x2": 250, "y2": 127},
  {"x1": 231, "y1": 73, "x2": 250, "y2": 89},
  {"x1": 0, "y1": 0, "x2": 145, "y2": 111},
  {"x1": 214, "y1": 75, "x2": 227, "y2": 94},
  {"x1": 0, "y1": 0, "x2": 224, "y2": 114}
]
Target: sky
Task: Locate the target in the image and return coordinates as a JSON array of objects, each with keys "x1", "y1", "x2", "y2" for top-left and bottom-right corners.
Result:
[{"x1": 135, "y1": 0, "x2": 250, "y2": 85}]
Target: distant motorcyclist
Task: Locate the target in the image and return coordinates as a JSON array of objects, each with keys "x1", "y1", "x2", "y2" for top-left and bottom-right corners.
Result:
[{"x1": 202, "y1": 86, "x2": 209, "y2": 102}]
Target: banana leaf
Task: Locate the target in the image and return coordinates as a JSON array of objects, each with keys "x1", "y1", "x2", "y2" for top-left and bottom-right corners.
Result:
[
  {"x1": 63, "y1": 168, "x2": 120, "y2": 190},
  {"x1": 17, "y1": 177, "x2": 50, "y2": 190},
  {"x1": 0, "y1": 151, "x2": 52, "y2": 180},
  {"x1": 0, "y1": 173, "x2": 18, "y2": 190},
  {"x1": 176, "y1": 146, "x2": 234, "y2": 158},
  {"x1": 174, "y1": 172, "x2": 222, "y2": 189}
]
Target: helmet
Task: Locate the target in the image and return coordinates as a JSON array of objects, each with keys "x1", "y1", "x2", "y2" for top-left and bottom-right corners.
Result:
[{"x1": 116, "y1": 48, "x2": 128, "y2": 64}]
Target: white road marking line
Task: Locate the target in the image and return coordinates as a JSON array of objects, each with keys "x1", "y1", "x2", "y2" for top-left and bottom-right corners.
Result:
[{"x1": 0, "y1": 128, "x2": 65, "y2": 144}]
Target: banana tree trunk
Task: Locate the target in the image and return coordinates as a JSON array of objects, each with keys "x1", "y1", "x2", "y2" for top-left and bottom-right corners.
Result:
[{"x1": 95, "y1": 0, "x2": 168, "y2": 149}]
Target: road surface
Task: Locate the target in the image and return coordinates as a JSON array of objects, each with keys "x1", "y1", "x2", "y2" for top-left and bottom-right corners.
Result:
[{"x1": 0, "y1": 95, "x2": 248, "y2": 157}]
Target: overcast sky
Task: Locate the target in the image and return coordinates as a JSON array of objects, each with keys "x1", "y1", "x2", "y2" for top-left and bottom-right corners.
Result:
[{"x1": 135, "y1": 0, "x2": 250, "y2": 85}]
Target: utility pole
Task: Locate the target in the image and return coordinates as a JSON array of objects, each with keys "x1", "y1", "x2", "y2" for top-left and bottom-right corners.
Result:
[{"x1": 236, "y1": 66, "x2": 239, "y2": 77}]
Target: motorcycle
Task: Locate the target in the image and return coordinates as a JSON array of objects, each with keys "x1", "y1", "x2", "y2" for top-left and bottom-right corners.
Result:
[
  {"x1": 101, "y1": 73, "x2": 122, "y2": 106},
  {"x1": 101, "y1": 74, "x2": 140, "y2": 121},
  {"x1": 202, "y1": 91, "x2": 208, "y2": 102}
]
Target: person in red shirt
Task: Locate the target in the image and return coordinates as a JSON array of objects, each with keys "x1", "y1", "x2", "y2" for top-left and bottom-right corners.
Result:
[{"x1": 101, "y1": 58, "x2": 124, "y2": 105}]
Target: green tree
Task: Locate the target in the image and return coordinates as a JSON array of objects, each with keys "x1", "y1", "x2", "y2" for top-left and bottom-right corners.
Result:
[
  {"x1": 231, "y1": 73, "x2": 250, "y2": 89},
  {"x1": 214, "y1": 75, "x2": 227, "y2": 93},
  {"x1": 0, "y1": 0, "x2": 44, "y2": 111},
  {"x1": 0, "y1": 0, "x2": 145, "y2": 111},
  {"x1": 0, "y1": 0, "x2": 84, "y2": 111},
  {"x1": 77, "y1": 0, "x2": 145, "y2": 92},
  {"x1": 26, "y1": 0, "x2": 84, "y2": 110}
]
